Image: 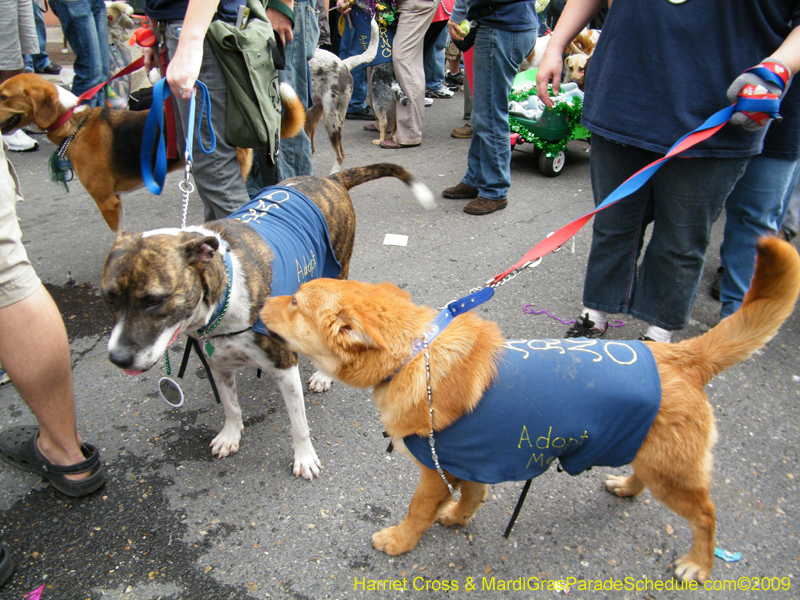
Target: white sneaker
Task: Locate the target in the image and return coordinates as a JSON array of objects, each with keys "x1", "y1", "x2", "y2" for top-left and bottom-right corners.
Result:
[
  {"x1": 424, "y1": 97, "x2": 434, "y2": 107},
  {"x1": 3, "y1": 130, "x2": 39, "y2": 152}
]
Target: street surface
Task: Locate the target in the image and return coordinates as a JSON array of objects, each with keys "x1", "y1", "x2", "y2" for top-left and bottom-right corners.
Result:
[{"x1": 0, "y1": 81, "x2": 798, "y2": 599}]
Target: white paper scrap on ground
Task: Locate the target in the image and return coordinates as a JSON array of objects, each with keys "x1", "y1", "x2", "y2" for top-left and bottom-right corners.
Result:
[{"x1": 383, "y1": 234, "x2": 409, "y2": 247}]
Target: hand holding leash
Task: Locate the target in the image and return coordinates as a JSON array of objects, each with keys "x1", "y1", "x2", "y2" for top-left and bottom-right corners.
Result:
[{"x1": 726, "y1": 58, "x2": 791, "y2": 130}]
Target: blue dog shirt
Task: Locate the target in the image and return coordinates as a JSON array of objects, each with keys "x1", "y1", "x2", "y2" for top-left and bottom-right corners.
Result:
[
  {"x1": 403, "y1": 338, "x2": 662, "y2": 484},
  {"x1": 227, "y1": 185, "x2": 341, "y2": 334}
]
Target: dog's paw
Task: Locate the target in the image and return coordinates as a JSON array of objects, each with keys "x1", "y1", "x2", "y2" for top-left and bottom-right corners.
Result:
[
  {"x1": 210, "y1": 424, "x2": 243, "y2": 458},
  {"x1": 308, "y1": 371, "x2": 333, "y2": 393},
  {"x1": 372, "y1": 526, "x2": 417, "y2": 556},
  {"x1": 605, "y1": 474, "x2": 644, "y2": 497},
  {"x1": 293, "y1": 441, "x2": 321, "y2": 480},
  {"x1": 673, "y1": 554, "x2": 710, "y2": 583},
  {"x1": 371, "y1": 139, "x2": 382, "y2": 146},
  {"x1": 437, "y1": 501, "x2": 472, "y2": 528}
]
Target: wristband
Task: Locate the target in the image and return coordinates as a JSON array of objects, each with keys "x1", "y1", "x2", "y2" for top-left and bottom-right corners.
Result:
[{"x1": 267, "y1": 0, "x2": 295, "y2": 25}]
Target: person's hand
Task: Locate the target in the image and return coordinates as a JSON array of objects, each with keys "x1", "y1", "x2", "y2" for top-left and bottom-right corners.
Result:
[
  {"x1": 165, "y1": 39, "x2": 203, "y2": 100},
  {"x1": 727, "y1": 58, "x2": 791, "y2": 131},
  {"x1": 536, "y1": 48, "x2": 565, "y2": 108},
  {"x1": 143, "y1": 47, "x2": 158, "y2": 74},
  {"x1": 267, "y1": 7, "x2": 294, "y2": 45},
  {"x1": 447, "y1": 19, "x2": 466, "y2": 42},
  {"x1": 336, "y1": 0, "x2": 353, "y2": 14}
]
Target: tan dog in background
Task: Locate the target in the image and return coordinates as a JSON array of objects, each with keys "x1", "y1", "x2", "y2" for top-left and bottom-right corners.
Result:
[
  {"x1": 0, "y1": 74, "x2": 305, "y2": 231},
  {"x1": 260, "y1": 237, "x2": 800, "y2": 583}
]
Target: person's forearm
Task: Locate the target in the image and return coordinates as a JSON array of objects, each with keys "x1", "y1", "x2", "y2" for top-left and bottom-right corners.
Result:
[
  {"x1": 176, "y1": 0, "x2": 221, "y2": 47},
  {"x1": 771, "y1": 26, "x2": 800, "y2": 75},
  {"x1": 544, "y1": 0, "x2": 603, "y2": 56}
]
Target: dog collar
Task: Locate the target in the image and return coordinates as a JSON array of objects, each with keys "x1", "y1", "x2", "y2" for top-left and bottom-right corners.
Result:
[
  {"x1": 384, "y1": 286, "x2": 495, "y2": 382},
  {"x1": 199, "y1": 241, "x2": 233, "y2": 337},
  {"x1": 381, "y1": 286, "x2": 494, "y2": 498}
]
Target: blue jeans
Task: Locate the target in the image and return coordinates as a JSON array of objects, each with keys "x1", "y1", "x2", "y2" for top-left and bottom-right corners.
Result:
[
  {"x1": 24, "y1": 0, "x2": 51, "y2": 73},
  {"x1": 719, "y1": 155, "x2": 800, "y2": 318},
  {"x1": 277, "y1": 0, "x2": 319, "y2": 181},
  {"x1": 461, "y1": 25, "x2": 536, "y2": 201},
  {"x1": 423, "y1": 26, "x2": 448, "y2": 90},
  {"x1": 49, "y1": 0, "x2": 108, "y2": 107},
  {"x1": 584, "y1": 134, "x2": 749, "y2": 330},
  {"x1": 339, "y1": 9, "x2": 369, "y2": 113}
]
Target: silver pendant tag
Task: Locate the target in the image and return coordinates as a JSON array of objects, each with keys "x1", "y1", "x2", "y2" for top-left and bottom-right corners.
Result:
[{"x1": 159, "y1": 377, "x2": 185, "y2": 408}]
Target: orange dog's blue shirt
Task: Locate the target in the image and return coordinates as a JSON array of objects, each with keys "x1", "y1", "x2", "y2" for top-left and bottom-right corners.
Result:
[{"x1": 403, "y1": 338, "x2": 661, "y2": 484}]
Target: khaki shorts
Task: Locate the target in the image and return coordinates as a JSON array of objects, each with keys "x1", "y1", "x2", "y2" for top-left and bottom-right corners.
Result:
[
  {"x1": 0, "y1": 142, "x2": 40, "y2": 308},
  {"x1": 445, "y1": 39, "x2": 461, "y2": 62}
]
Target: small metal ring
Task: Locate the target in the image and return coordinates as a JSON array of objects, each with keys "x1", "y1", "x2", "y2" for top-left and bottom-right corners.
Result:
[
  {"x1": 179, "y1": 86, "x2": 186, "y2": 94},
  {"x1": 179, "y1": 180, "x2": 195, "y2": 194}
]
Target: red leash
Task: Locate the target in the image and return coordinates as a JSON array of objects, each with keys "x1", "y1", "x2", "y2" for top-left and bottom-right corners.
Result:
[{"x1": 46, "y1": 56, "x2": 146, "y2": 133}]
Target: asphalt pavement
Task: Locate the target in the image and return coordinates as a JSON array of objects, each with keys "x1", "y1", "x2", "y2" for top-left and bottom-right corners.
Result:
[{"x1": 0, "y1": 73, "x2": 798, "y2": 600}]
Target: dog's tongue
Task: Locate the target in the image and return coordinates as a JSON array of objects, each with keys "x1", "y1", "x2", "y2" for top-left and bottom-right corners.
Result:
[
  {"x1": 124, "y1": 369, "x2": 144, "y2": 376},
  {"x1": 168, "y1": 326, "x2": 182, "y2": 348}
]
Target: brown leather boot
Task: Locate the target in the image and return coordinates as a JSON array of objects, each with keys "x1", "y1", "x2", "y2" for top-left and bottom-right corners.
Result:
[
  {"x1": 463, "y1": 197, "x2": 508, "y2": 215},
  {"x1": 442, "y1": 182, "x2": 479, "y2": 199},
  {"x1": 451, "y1": 123, "x2": 473, "y2": 138}
]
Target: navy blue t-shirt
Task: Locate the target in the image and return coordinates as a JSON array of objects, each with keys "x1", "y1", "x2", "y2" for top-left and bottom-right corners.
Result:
[
  {"x1": 582, "y1": 0, "x2": 800, "y2": 158},
  {"x1": 403, "y1": 338, "x2": 661, "y2": 484},
  {"x1": 144, "y1": 0, "x2": 246, "y2": 24},
  {"x1": 450, "y1": 0, "x2": 538, "y2": 33}
]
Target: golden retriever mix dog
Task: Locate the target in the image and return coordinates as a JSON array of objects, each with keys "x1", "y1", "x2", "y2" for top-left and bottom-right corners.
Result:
[{"x1": 260, "y1": 237, "x2": 800, "y2": 583}]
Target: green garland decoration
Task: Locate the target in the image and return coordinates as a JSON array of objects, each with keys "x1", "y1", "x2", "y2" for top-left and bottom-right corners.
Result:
[
  {"x1": 509, "y1": 85, "x2": 587, "y2": 156},
  {"x1": 366, "y1": 0, "x2": 398, "y2": 27}
]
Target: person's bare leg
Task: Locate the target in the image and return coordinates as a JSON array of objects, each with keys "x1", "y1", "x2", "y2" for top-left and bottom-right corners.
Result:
[{"x1": 0, "y1": 285, "x2": 88, "y2": 480}]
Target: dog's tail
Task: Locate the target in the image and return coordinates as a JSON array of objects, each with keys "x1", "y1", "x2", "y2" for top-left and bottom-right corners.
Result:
[
  {"x1": 280, "y1": 82, "x2": 306, "y2": 139},
  {"x1": 329, "y1": 163, "x2": 436, "y2": 210},
  {"x1": 342, "y1": 18, "x2": 380, "y2": 72},
  {"x1": 681, "y1": 237, "x2": 800, "y2": 383},
  {"x1": 392, "y1": 81, "x2": 410, "y2": 106}
]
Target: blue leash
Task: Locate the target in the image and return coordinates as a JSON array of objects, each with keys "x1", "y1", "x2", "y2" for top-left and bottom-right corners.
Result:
[{"x1": 141, "y1": 78, "x2": 216, "y2": 195}]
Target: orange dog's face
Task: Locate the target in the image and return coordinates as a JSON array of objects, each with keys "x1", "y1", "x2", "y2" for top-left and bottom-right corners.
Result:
[
  {"x1": 0, "y1": 73, "x2": 67, "y2": 134},
  {"x1": 261, "y1": 278, "x2": 413, "y2": 388}
]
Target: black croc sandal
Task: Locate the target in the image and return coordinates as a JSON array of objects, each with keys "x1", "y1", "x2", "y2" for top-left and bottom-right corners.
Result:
[
  {"x1": 0, "y1": 544, "x2": 13, "y2": 588},
  {"x1": 0, "y1": 426, "x2": 106, "y2": 497}
]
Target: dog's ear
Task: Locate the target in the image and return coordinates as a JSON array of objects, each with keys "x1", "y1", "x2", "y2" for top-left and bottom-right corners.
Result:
[
  {"x1": 181, "y1": 235, "x2": 221, "y2": 265},
  {"x1": 26, "y1": 85, "x2": 60, "y2": 129},
  {"x1": 329, "y1": 307, "x2": 387, "y2": 351}
]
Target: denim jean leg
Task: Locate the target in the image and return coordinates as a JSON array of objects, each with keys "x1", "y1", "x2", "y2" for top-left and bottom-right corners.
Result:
[
  {"x1": 424, "y1": 27, "x2": 448, "y2": 90},
  {"x1": 165, "y1": 23, "x2": 250, "y2": 221},
  {"x1": 719, "y1": 156, "x2": 800, "y2": 318},
  {"x1": 584, "y1": 135, "x2": 657, "y2": 316},
  {"x1": 339, "y1": 17, "x2": 368, "y2": 112},
  {"x1": 633, "y1": 156, "x2": 748, "y2": 329},
  {"x1": 50, "y1": 0, "x2": 108, "y2": 106},
  {"x1": 465, "y1": 26, "x2": 536, "y2": 200},
  {"x1": 25, "y1": 1, "x2": 50, "y2": 73},
  {"x1": 277, "y1": 0, "x2": 319, "y2": 181}
]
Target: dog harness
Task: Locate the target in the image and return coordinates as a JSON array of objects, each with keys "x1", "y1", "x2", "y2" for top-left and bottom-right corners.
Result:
[
  {"x1": 227, "y1": 185, "x2": 342, "y2": 334},
  {"x1": 403, "y1": 338, "x2": 661, "y2": 484}
]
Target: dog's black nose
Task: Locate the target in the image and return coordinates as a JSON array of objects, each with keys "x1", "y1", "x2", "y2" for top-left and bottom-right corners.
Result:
[{"x1": 109, "y1": 348, "x2": 134, "y2": 368}]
